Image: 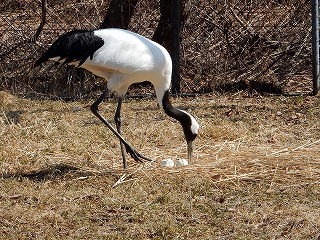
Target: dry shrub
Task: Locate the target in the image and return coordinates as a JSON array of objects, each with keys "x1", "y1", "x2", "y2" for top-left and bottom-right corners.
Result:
[{"x1": 0, "y1": 91, "x2": 17, "y2": 110}]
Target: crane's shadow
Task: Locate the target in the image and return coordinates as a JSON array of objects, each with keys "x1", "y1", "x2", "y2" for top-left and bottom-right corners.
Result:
[
  {"x1": 1, "y1": 163, "x2": 82, "y2": 182},
  {"x1": 1, "y1": 163, "x2": 119, "y2": 182}
]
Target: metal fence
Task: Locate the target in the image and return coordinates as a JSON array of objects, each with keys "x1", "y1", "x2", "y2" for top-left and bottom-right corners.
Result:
[
  {"x1": 0, "y1": 0, "x2": 314, "y2": 99},
  {"x1": 312, "y1": 0, "x2": 320, "y2": 95}
]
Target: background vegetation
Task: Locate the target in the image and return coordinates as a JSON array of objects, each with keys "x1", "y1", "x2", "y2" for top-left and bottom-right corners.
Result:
[{"x1": 0, "y1": 0, "x2": 313, "y2": 98}]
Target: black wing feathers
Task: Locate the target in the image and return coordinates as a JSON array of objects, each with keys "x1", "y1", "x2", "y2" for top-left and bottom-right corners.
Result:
[{"x1": 35, "y1": 30, "x2": 104, "y2": 67}]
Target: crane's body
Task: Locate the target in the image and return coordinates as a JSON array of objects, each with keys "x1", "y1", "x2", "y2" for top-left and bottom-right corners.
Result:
[
  {"x1": 36, "y1": 29, "x2": 171, "y2": 103},
  {"x1": 35, "y1": 28, "x2": 199, "y2": 168}
]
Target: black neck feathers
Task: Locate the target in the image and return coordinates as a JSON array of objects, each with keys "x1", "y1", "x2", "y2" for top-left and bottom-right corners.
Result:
[{"x1": 162, "y1": 90, "x2": 197, "y2": 143}]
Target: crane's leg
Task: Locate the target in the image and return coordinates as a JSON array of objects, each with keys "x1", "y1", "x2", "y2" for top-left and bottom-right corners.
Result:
[
  {"x1": 90, "y1": 91, "x2": 152, "y2": 167},
  {"x1": 114, "y1": 97, "x2": 127, "y2": 169}
]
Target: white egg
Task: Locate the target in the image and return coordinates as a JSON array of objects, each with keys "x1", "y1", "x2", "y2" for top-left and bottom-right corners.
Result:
[
  {"x1": 161, "y1": 159, "x2": 175, "y2": 168},
  {"x1": 176, "y1": 159, "x2": 189, "y2": 166}
]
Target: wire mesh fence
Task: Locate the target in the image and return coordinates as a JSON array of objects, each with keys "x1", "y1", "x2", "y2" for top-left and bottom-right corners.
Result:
[{"x1": 0, "y1": 0, "x2": 313, "y2": 99}]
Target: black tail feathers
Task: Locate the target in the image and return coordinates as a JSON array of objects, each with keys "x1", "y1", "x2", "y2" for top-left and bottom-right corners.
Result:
[
  {"x1": 34, "y1": 55, "x2": 48, "y2": 67},
  {"x1": 34, "y1": 29, "x2": 104, "y2": 68}
]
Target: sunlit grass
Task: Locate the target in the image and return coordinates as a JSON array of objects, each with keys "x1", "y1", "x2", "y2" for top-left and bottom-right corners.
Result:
[{"x1": 0, "y1": 91, "x2": 320, "y2": 239}]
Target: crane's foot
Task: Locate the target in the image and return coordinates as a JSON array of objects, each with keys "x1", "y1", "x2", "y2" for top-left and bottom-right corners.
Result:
[{"x1": 124, "y1": 144, "x2": 153, "y2": 163}]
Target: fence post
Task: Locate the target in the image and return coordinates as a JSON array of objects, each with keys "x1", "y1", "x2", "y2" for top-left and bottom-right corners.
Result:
[
  {"x1": 312, "y1": 0, "x2": 320, "y2": 95},
  {"x1": 171, "y1": 0, "x2": 181, "y2": 94}
]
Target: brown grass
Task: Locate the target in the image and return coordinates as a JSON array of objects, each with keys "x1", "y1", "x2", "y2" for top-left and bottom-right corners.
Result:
[{"x1": 1, "y1": 92, "x2": 320, "y2": 239}]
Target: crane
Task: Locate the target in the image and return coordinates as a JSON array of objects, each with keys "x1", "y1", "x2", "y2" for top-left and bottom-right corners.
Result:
[{"x1": 35, "y1": 28, "x2": 199, "y2": 169}]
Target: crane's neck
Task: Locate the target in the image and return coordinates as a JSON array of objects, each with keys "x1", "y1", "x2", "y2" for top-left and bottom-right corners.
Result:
[
  {"x1": 161, "y1": 90, "x2": 184, "y2": 121},
  {"x1": 161, "y1": 90, "x2": 199, "y2": 143}
]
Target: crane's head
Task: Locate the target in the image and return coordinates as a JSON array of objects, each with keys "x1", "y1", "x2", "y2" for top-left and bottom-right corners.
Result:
[
  {"x1": 160, "y1": 90, "x2": 199, "y2": 163},
  {"x1": 180, "y1": 111, "x2": 199, "y2": 163}
]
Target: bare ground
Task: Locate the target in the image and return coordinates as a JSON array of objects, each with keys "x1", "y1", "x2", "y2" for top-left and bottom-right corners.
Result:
[{"x1": 0, "y1": 91, "x2": 320, "y2": 239}]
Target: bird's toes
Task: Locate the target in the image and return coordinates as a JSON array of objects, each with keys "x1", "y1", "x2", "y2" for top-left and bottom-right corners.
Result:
[
  {"x1": 130, "y1": 151, "x2": 144, "y2": 163},
  {"x1": 124, "y1": 143, "x2": 153, "y2": 163},
  {"x1": 136, "y1": 152, "x2": 153, "y2": 162},
  {"x1": 124, "y1": 144, "x2": 143, "y2": 163}
]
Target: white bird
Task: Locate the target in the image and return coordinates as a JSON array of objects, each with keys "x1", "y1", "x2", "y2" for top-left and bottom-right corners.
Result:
[{"x1": 35, "y1": 28, "x2": 199, "y2": 169}]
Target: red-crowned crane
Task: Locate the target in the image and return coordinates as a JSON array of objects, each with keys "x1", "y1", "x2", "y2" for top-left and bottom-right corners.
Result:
[{"x1": 35, "y1": 28, "x2": 199, "y2": 169}]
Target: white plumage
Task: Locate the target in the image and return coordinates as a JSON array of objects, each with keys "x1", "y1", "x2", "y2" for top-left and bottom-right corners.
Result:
[{"x1": 35, "y1": 28, "x2": 199, "y2": 169}]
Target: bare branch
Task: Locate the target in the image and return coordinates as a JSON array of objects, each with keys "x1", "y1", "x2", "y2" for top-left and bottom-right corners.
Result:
[{"x1": 32, "y1": 0, "x2": 47, "y2": 42}]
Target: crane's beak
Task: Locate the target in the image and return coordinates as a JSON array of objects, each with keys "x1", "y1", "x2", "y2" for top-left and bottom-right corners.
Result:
[{"x1": 187, "y1": 141, "x2": 193, "y2": 164}]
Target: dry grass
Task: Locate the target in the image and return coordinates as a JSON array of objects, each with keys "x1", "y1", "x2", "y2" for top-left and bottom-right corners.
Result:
[{"x1": 1, "y1": 91, "x2": 320, "y2": 239}]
